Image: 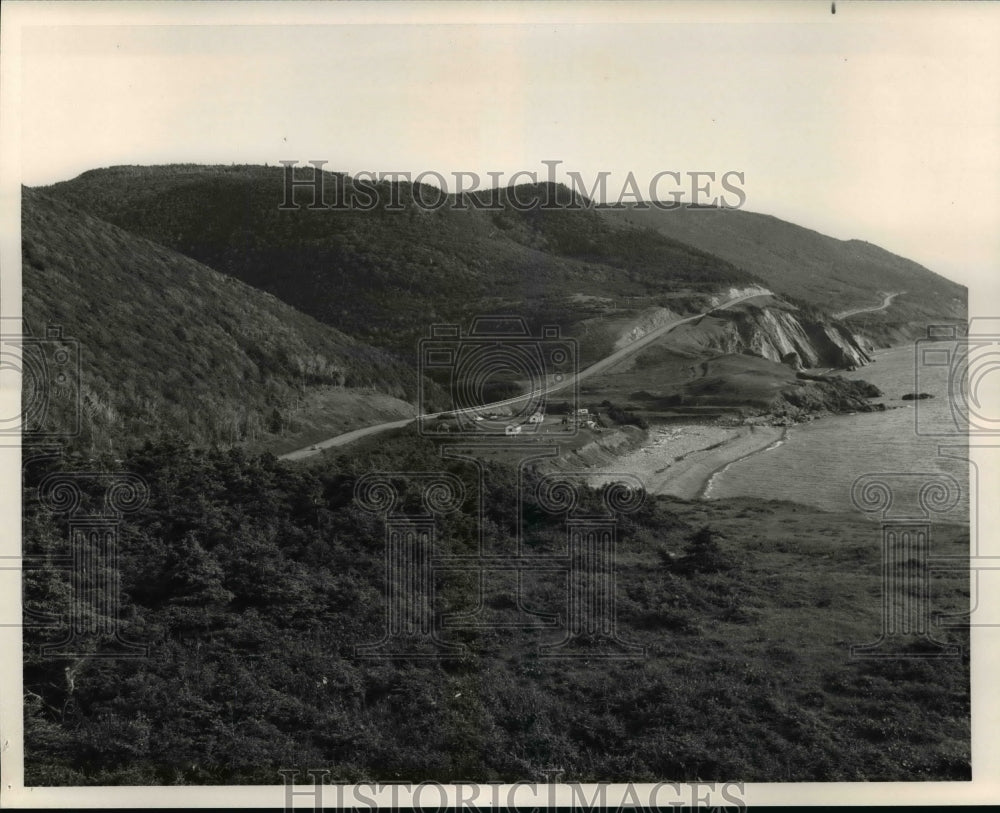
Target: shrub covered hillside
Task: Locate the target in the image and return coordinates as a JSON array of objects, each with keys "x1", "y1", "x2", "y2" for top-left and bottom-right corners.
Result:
[
  {"x1": 42, "y1": 165, "x2": 758, "y2": 358},
  {"x1": 21, "y1": 189, "x2": 425, "y2": 454},
  {"x1": 22, "y1": 432, "x2": 969, "y2": 785}
]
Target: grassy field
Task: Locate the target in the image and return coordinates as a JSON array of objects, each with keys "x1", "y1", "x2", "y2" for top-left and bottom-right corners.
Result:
[{"x1": 427, "y1": 496, "x2": 970, "y2": 781}]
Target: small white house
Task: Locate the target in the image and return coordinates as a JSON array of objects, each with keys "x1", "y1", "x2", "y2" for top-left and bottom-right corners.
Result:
[
  {"x1": 505, "y1": 424, "x2": 522, "y2": 436},
  {"x1": 528, "y1": 412, "x2": 545, "y2": 424},
  {"x1": 576, "y1": 408, "x2": 589, "y2": 416}
]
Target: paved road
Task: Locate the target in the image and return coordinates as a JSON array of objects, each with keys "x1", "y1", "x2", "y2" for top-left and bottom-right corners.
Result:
[
  {"x1": 279, "y1": 292, "x2": 767, "y2": 461},
  {"x1": 834, "y1": 291, "x2": 903, "y2": 320}
]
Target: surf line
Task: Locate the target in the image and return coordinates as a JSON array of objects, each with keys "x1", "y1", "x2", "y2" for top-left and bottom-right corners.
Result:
[{"x1": 699, "y1": 425, "x2": 789, "y2": 500}]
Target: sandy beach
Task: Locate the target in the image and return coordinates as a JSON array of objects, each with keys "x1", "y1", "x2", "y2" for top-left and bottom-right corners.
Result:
[{"x1": 589, "y1": 423, "x2": 786, "y2": 500}]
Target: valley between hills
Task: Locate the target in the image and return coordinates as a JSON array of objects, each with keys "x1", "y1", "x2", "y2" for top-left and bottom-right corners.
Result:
[{"x1": 19, "y1": 165, "x2": 970, "y2": 784}]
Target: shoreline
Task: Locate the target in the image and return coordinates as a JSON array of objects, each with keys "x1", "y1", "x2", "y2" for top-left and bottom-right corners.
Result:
[
  {"x1": 700, "y1": 426, "x2": 788, "y2": 499},
  {"x1": 585, "y1": 343, "x2": 944, "y2": 505},
  {"x1": 588, "y1": 421, "x2": 787, "y2": 500}
]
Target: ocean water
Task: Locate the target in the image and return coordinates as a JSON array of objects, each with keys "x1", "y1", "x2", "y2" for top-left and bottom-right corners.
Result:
[{"x1": 705, "y1": 343, "x2": 970, "y2": 522}]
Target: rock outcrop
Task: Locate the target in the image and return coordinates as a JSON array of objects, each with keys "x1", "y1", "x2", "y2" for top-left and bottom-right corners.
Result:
[
  {"x1": 775, "y1": 376, "x2": 884, "y2": 416},
  {"x1": 673, "y1": 301, "x2": 872, "y2": 370},
  {"x1": 781, "y1": 351, "x2": 803, "y2": 371}
]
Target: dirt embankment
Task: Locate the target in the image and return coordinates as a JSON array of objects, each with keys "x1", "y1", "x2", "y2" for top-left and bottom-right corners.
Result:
[{"x1": 537, "y1": 425, "x2": 649, "y2": 476}]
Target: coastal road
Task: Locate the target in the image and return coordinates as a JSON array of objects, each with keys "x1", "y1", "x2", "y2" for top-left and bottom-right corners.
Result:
[
  {"x1": 834, "y1": 291, "x2": 903, "y2": 320},
  {"x1": 279, "y1": 292, "x2": 767, "y2": 461}
]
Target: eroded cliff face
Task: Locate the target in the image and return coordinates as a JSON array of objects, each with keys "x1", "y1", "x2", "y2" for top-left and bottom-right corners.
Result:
[
  {"x1": 609, "y1": 294, "x2": 872, "y2": 372},
  {"x1": 699, "y1": 304, "x2": 872, "y2": 370}
]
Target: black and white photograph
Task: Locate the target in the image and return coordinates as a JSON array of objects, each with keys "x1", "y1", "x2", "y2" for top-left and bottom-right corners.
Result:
[{"x1": 1, "y1": 0, "x2": 998, "y2": 808}]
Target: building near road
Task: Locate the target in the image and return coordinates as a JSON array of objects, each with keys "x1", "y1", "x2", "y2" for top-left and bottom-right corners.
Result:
[{"x1": 505, "y1": 424, "x2": 522, "y2": 436}]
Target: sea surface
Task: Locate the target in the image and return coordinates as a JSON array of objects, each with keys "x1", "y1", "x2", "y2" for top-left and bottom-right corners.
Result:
[{"x1": 705, "y1": 343, "x2": 970, "y2": 522}]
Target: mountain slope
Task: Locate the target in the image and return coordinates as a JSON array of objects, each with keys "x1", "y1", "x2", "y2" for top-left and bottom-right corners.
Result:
[
  {"x1": 599, "y1": 204, "x2": 966, "y2": 345},
  {"x1": 41, "y1": 165, "x2": 757, "y2": 360},
  {"x1": 21, "y1": 189, "x2": 420, "y2": 453}
]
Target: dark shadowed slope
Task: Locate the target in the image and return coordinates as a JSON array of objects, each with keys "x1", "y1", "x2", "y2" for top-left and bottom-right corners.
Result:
[{"x1": 21, "y1": 188, "x2": 421, "y2": 453}]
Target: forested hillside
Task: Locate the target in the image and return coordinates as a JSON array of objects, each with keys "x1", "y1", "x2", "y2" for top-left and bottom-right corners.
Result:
[{"x1": 22, "y1": 189, "x2": 422, "y2": 453}]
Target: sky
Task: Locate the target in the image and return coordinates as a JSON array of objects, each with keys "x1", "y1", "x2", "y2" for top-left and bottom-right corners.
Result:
[{"x1": 9, "y1": 1, "x2": 1000, "y2": 290}]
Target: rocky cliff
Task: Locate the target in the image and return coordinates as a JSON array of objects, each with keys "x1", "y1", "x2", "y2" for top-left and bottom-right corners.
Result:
[
  {"x1": 764, "y1": 373, "x2": 885, "y2": 422},
  {"x1": 670, "y1": 301, "x2": 872, "y2": 371}
]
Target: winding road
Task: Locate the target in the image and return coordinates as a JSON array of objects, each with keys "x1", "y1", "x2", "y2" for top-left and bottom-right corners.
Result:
[
  {"x1": 834, "y1": 291, "x2": 903, "y2": 320},
  {"x1": 279, "y1": 292, "x2": 769, "y2": 461}
]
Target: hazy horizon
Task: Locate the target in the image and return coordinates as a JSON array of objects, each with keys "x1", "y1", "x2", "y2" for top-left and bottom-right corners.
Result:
[{"x1": 10, "y1": 2, "x2": 1000, "y2": 290}]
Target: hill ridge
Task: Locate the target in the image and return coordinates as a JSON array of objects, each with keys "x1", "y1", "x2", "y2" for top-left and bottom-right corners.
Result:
[
  {"x1": 40, "y1": 165, "x2": 756, "y2": 361},
  {"x1": 598, "y1": 202, "x2": 965, "y2": 345}
]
